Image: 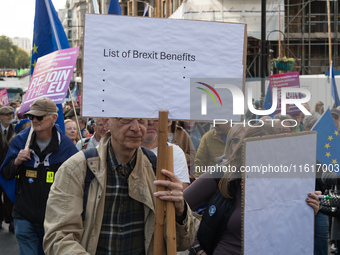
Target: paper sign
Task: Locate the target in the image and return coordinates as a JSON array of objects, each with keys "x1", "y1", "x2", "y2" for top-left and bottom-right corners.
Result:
[
  {"x1": 243, "y1": 132, "x2": 316, "y2": 255},
  {"x1": 269, "y1": 72, "x2": 301, "y2": 115},
  {"x1": 19, "y1": 47, "x2": 79, "y2": 114},
  {"x1": 0, "y1": 89, "x2": 10, "y2": 106},
  {"x1": 82, "y1": 15, "x2": 246, "y2": 120}
]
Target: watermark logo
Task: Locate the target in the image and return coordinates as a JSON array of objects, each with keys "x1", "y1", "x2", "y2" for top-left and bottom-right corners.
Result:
[
  {"x1": 196, "y1": 82, "x2": 222, "y2": 114},
  {"x1": 190, "y1": 78, "x2": 312, "y2": 122},
  {"x1": 199, "y1": 84, "x2": 311, "y2": 116}
]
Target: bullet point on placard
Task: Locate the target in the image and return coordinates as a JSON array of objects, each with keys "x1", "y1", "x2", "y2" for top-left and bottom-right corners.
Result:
[
  {"x1": 183, "y1": 66, "x2": 186, "y2": 69},
  {"x1": 183, "y1": 77, "x2": 185, "y2": 79},
  {"x1": 103, "y1": 69, "x2": 105, "y2": 71},
  {"x1": 102, "y1": 110, "x2": 104, "y2": 112},
  {"x1": 103, "y1": 79, "x2": 105, "y2": 81},
  {"x1": 103, "y1": 89, "x2": 105, "y2": 92},
  {"x1": 102, "y1": 100, "x2": 104, "y2": 102}
]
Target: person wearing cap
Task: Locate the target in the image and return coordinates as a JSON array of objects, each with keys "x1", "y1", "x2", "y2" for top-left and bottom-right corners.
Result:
[
  {"x1": 331, "y1": 108, "x2": 340, "y2": 131},
  {"x1": 0, "y1": 106, "x2": 16, "y2": 232},
  {"x1": 0, "y1": 97, "x2": 78, "y2": 255}
]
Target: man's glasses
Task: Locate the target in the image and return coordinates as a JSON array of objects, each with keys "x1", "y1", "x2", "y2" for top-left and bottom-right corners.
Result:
[
  {"x1": 230, "y1": 137, "x2": 241, "y2": 144},
  {"x1": 117, "y1": 118, "x2": 146, "y2": 125},
  {"x1": 28, "y1": 114, "x2": 47, "y2": 121}
]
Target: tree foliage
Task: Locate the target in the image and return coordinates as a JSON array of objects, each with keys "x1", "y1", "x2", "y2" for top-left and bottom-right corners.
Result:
[{"x1": 0, "y1": 35, "x2": 30, "y2": 69}]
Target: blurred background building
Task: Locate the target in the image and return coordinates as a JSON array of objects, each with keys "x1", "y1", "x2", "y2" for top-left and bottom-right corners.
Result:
[{"x1": 56, "y1": 0, "x2": 339, "y2": 80}]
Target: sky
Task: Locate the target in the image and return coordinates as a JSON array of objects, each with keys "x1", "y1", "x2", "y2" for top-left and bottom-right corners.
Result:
[{"x1": 0, "y1": 0, "x2": 67, "y2": 42}]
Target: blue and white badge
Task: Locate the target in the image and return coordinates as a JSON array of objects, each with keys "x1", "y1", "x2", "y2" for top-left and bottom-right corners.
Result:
[
  {"x1": 28, "y1": 178, "x2": 34, "y2": 184},
  {"x1": 209, "y1": 205, "x2": 216, "y2": 216}
]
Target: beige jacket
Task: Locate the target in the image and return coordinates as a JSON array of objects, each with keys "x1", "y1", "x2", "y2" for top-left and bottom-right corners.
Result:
[{"x1": 43, "y1": 132, "x2": 196, "y2": 255}]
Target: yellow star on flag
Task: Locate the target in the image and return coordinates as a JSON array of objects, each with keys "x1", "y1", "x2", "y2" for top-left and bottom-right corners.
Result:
[
  {"x1": 326, "y1": 152, "x2": 331, "y2": 158},
  {"x1": 328, "y1": 136, "x2": 333, "y2": 141},
  {"x1": 32, "y1": 59, "x2": 37, "y2": 68},
  {"x1": 332, "y1": 159, "x2": 338, "y2": 164},
  {"x1": 325, "y1": 143, "x2": 330, "y2": 149},
  {"x1": 335, "y1": 131, "x2": 339, "y2": 136},
  {"x1": 32, "y1": 43, "x2": 38, "y2": 54}
]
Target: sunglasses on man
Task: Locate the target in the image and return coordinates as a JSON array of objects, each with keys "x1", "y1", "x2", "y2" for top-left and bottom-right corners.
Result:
[{"x1": 27, "y1": 114, "x2": 47, "y2": 121}]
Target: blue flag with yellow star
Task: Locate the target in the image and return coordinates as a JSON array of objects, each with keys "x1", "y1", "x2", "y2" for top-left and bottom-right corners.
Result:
[
  {"x1": 312, "y1": 108, "x2": 340, "y2": 175},
  {"x1": 31, "y1": 0, "x2": 69, "y2": 132}
]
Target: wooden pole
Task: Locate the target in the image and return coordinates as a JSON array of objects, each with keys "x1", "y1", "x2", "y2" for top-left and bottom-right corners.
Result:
[
  {"x1": 24, "y1": 127, "x2": 34, "y2": 150},
  {"x1": 278, "y1": 5, "x2": 282, "y2": 74},
  {"x1": 153, "y1": 110, "x2": 168, "y2": 255},
  {"x1": 327, "y1": 0, "x2": 332, "y2": 67},
  {"x1": 278, "y1": 5, "x2": 281, "y2": 59},
  {"x1": 166, "y1": 146, "x2": 176, "y2": 255}
]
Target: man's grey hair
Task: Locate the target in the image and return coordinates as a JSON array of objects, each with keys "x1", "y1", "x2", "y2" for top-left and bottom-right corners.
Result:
[{"x1": 303, "y1": 112, "x2": 321, "y2": 130}]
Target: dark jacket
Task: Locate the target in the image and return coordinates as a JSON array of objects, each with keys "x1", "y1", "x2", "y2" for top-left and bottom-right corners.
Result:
[
  {"x1": 0, "y1": 123, "x2": 15, "y2": 166},
  {"x1": 197, "y1": 179, "x2": 239, "y2": 255},
  {"x1": 0, "y1": 125, "x2": 78, "y2": 226}
]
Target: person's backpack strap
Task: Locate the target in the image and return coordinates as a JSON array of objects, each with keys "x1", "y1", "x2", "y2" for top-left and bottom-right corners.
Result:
[
  {"x1": 82, "y1": 147, "x2": 99, "y2": 220},
  {"x1": 141, "y1": 146, "x2": 157, "y2": 175}
]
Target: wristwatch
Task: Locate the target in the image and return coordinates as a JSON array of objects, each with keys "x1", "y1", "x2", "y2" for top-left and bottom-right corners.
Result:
[{"x1": 189, "y1": 245, "x2": 203, "y2": 255}]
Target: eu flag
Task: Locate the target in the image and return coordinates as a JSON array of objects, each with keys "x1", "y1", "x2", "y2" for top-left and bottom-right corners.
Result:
[
  {"x1": 331, "y1": 62, "x2": 340, "y2": 108},
  {"x1": 31, "y1": 0, "x2": 70, "y2": 132},
  {"x1": 312, "y1": 108, "x2": 340, "y2": 175},
  {"x1": 108, "y1": 0, "x2": 122, "y2": 15}
]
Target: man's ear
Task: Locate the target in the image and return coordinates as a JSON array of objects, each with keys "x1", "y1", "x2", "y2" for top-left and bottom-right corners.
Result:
[{"x1": 52, "y1": 114, "x2": 58, "y2": 123}]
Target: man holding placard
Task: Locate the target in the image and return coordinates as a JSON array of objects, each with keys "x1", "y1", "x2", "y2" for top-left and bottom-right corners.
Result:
[
  {"x1": 43, "y1": 118, "x2": 196, "y2": 255},
  {"x1": 0, "y1": 97, "x2": 78, "y2": 255}
]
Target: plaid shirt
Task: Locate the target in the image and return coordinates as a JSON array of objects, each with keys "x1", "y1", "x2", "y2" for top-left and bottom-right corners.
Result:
[{"x1": 96, "y1": 140, "x2": 145, "y2": 255}]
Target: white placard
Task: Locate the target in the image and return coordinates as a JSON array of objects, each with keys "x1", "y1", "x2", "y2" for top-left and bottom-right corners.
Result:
[
  {"x1": 243, "y1": 133, "x2": 316, "y2": 255},
  {"x1": 82, "y1": 14, "x2": 245, "y2": 119}
]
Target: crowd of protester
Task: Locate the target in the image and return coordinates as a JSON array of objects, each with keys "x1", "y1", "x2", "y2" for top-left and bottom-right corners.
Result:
[{"x1": 0, "y1": 96, "x2": 339, "y2": 255}]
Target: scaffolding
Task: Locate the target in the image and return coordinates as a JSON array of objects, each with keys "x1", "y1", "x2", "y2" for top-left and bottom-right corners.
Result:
[{"x1": 248, "y1": 0, "x2": 339, "y2": 78}]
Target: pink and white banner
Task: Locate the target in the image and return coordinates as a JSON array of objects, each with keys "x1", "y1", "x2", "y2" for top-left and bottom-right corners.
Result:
[
  {"x1": 269, "y1": 72, "x2": 301, "y2": 115},
  {"x1": 19, "y1": 47, "x2": 79, "y2": 114},
  {"x1": 0, "y1": 89, "x2": 10, "y2": 106}
]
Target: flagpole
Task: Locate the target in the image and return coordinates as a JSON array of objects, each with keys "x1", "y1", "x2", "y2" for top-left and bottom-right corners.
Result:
[
  {"x1": 327, "y1": 0, "x2": 332, "y2": 67},
  {"x1": 45, "y1": 0, "x2": 85, "y2": 146},
  {"x1": 45, "y1": 0, "x2": 61, "y2": 49},
  {"x1": 92, "y1": 0, "x2": 100, "y2": 14}
]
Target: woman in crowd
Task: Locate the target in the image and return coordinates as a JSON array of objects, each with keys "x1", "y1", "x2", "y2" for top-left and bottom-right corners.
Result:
[
  {"x1": 64, "y1": 119, "x2": 79, "y2": 145},
  {"x1": 314, "y1": 101, "x2": 324, "y2": 115},
  {"x1": 217, "y1": 125, "x2": 246, "y2": 164},
  {"x1": 184, "y1": 126, "x2": 320, "y2": 255}
]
